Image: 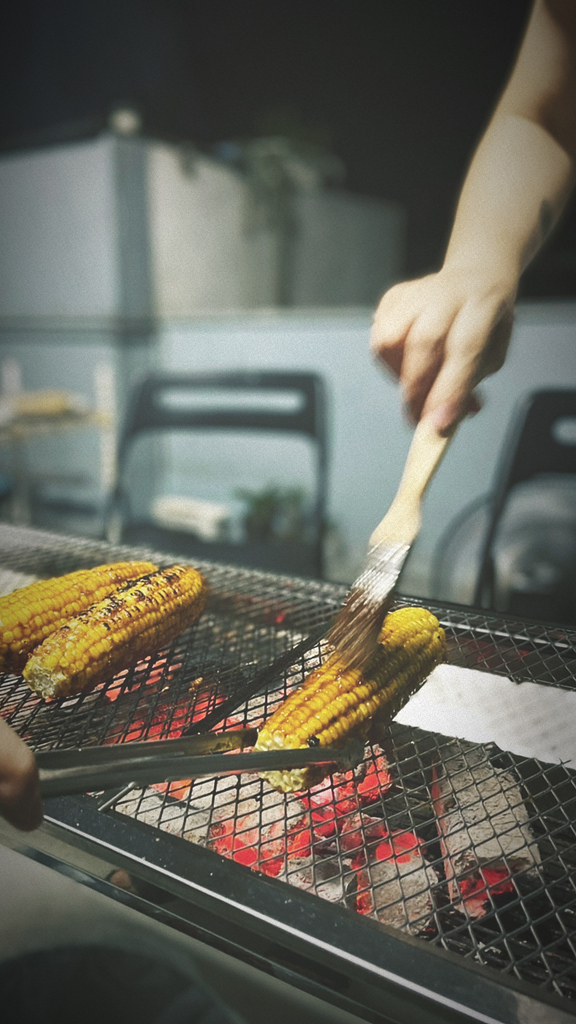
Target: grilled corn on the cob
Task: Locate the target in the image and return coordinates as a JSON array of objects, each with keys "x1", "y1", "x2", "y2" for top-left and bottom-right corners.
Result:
[
  {"x1": 256, "y1": 606, "x2": 446, "y2": 792},
  {"x1": 23, "y1": 564, "x2": 208, "y2": 699},
  {"x1": 0, "y1": 561, "x2": 157, "y2": 672}
]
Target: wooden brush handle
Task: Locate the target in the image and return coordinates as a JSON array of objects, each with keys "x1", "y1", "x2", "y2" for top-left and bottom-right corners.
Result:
[{"x1": 370, "y1": 418, "x2": 455, "y2": 548}]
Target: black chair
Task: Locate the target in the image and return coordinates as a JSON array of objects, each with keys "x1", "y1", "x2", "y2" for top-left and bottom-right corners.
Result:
[
  {"x1": 106, "y1": 370, "x2": 329, "y2": 578},
  {"x1": 432, "y1": 389, "x2": 576, "y2": 623}
]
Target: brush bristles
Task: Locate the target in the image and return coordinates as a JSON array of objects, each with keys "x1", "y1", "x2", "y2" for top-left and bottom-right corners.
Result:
[
  {"x1": 354, "y1": 540, "x2": 410, "y2": 602},
  {"x1": 324, "y1": 590, "x2": 392, "y2": 672},
  {"x1": 324, "y1": 540, "x2": 410, "y2": 672}
]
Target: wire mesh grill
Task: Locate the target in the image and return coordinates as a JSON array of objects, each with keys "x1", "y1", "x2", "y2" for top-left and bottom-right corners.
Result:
[{"x1": 1, "y1": 525, "x2": 576, "y2": 1003}]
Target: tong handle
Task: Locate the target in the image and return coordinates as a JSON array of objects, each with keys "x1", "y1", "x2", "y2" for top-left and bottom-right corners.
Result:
[
  {"x1": 36, "y1": 728, "x2": 258, "y2": 797},
  {"x1": 37, "y1": 733, "x2": 365, "y2": 798}
]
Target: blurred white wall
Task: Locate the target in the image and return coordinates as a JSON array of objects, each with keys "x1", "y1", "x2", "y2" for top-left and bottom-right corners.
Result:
[
  {"x1": 0, "y1": 138, "x2": 119, "y2": 318},
  {"x1": 0, "y1": 133, "x2": 402, "y2": 320},
  {"x1": 146, "y1": 141, "x2": 404, "y2": 314},
  {"x1": 146, "y1": 144, "x2": 278, "y2": 312},
  {"x1": 290, "y1": 189, "x2": 403, "y2": 308}
]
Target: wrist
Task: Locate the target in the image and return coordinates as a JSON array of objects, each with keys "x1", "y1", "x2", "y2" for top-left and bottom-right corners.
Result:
[{"x1": 440, "y1": 250, "x2": 520, "y2": 299}]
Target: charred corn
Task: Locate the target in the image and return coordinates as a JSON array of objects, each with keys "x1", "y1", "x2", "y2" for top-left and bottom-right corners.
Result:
[
  {"x1": 23, "y1": 564, "x2": 208, "y2": 699},
  {"x1": 0, "y1": 561, "x2": 157, "y2": 672},
  {"x1": 256, "y1": 606, "x2": 446, "y2": 792}
]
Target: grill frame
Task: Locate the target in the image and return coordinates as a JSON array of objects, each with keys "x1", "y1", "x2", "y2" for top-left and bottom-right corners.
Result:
[{"x1": 1, "y1": 523, "x2": 575, "y2": 1024}]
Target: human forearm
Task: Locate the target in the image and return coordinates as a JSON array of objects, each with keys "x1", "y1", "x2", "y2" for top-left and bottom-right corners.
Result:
[
  {"x1": 445, "y1": 112, "x2": 575, "y2": 283},
  {"x1": 446, "y1": 0, "x2": 576, "y2": 280}
]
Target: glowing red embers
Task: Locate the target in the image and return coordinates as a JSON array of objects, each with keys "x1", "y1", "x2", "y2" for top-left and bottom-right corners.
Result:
[
  {"x1": 208, "y1": 777, "x2": 307, "y2": 877},
  {"x1": 456, "y1": 867, "x2": 515, "y2": 919},
  {"x1": 210, "y1": 815, "x2": 288, "y2": 874},
  {"x1": 204, "y1": 745, "x2": 435, "y2": 933},
  {"x1": 299, "y1": 750, "x2": 392, "y2": 840}
]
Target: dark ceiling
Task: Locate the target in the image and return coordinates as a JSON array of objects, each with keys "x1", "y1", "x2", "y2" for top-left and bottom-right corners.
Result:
[{"x1": 2, "y1": 0, "x2": 575, "y2": 294}]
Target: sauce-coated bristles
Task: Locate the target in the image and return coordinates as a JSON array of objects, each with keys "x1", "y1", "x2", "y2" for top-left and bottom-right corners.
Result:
[
  {"x1": 324, "y1": 589, "x2": 393, "y2": 672},
  {"x1": 325, "y1": 540, "x2": 410, "y2": 672}
]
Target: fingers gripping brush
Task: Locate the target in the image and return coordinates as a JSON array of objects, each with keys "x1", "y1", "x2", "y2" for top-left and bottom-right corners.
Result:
[{"x1": 325, "y1": 417, "x2": 455, "y2": 671}]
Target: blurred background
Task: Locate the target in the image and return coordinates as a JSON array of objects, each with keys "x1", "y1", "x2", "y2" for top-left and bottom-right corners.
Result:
[{"x1": 0, "y1": 0, "x2": 575, "y2": 616}]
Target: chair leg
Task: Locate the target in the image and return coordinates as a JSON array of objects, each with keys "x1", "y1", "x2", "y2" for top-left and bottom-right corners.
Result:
[{"x1": 474, "y1": 553, "x2": 496, "y2": 610}]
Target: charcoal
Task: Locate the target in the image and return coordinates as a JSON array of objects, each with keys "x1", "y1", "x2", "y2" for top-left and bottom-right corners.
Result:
[
  {"x1": 114, "y1": 787, "x2": 189, "y2": 840},
  {"x1": 431, "y1": 739, "x2": 541, "y2": 917},
  {"x1": 348, "y1": 840, "x2": 437, "y2": 934},
  {"x1": 183, "y1": 775, "x2": 240, "y2": 844},
  {"x1": 274, "y1": 836, "x2": 347, "y2": 896},
  {"x1": 373, "y1": 856, "x2": 437, "y2": 933}
]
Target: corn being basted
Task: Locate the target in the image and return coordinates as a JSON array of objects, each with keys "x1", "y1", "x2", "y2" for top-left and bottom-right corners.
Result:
[
  {"x1": 0, "y1": 561, "x2": 157, "y2": 672},
  {"x1": 23, "y1": 564, "x2": 208, "y2": 699},
  {"x1": 256, "y1": 606, "x2": 446, "y2": 792}
]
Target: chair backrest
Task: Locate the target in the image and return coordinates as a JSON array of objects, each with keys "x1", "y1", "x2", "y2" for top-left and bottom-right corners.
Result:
[
  {"x1": 473, "y1": 388, "x2": 576, "y2": 607},
  {"x1": 115, "y1": 369, "x2": 328, "y2": 551},
  {"x1": 118, "y1": 371, "x2": 326, "y2": 454}
]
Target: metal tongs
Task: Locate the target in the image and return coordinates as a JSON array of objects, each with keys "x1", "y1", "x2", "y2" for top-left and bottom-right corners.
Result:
[{"x1": 36, "y1": 729, "x2": 366, "y2": 797}]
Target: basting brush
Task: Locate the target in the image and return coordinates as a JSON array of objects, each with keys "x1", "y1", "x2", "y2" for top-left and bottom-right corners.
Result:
[{"x1": 325, "y1": 417, "x2": 455, "y2": 672}]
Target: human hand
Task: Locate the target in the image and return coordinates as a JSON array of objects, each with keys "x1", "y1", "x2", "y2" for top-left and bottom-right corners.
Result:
[
  {"x1": 370, "y1": 265, "x2": 517, "y2": 432},
  {"x1": 0, "y1": 717, "x2": 42, "y2": 831}
]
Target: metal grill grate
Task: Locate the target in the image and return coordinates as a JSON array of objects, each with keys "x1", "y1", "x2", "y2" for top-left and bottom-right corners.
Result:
[{"x1": 1, "y1": 525, "x2": 575, "y2": 1004}]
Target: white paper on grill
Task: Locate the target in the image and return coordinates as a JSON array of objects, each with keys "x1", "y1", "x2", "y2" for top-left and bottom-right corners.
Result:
[{"x1": 395, "y1": 662, "x2": 576, "y2": 767}]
